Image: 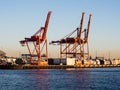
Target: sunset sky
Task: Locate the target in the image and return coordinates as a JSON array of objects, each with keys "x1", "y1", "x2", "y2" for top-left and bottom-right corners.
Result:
[{"x1": 0, "y1": 0, "x2": 120, "y2": 59}]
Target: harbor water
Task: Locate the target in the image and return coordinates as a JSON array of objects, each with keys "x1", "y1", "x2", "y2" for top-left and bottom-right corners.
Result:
[{"x1": 0, "y1": 68, "x2": 120, "y2": 90}]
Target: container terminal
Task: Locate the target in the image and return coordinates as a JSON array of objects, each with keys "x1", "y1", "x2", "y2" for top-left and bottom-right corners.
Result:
[{"x1": 0, "y1": 11, "x2": 120, "y2": 69}]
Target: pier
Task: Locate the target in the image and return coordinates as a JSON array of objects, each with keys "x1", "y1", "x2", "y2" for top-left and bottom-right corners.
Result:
[{"x1": 0, "y1": 64, "x2": 120, "y2": 69}]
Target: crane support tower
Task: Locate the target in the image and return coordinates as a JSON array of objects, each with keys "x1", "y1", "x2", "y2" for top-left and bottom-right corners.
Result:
[
  {"x1": 50, "y1": 12, "x2": 92, "y2": 65},
  {"x1": 20, "y1": 11, "x2": 52, "y2": 65}
]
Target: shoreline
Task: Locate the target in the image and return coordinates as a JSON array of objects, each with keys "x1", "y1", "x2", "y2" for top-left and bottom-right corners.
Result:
[{"x1": 0, "y1": 64, "x2": 120, "y2": 69}]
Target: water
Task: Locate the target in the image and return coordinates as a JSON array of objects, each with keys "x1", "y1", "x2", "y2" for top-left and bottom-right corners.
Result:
[{"x1": 0, "y1": 68, "x2": 120, "y2": 90}]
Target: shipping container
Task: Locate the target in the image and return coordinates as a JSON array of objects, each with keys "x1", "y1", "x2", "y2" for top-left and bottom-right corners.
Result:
[
  {"x1": 48, "y1": 58, "x2": 66, "y2": 65},
  {"x1": 66, "y1": 58, "x2": 75, "y2": 65}
]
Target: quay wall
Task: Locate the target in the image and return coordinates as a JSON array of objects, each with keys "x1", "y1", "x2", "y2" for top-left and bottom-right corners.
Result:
[{"x1": 0, "y1": 64, "x2": 120, "y2": 69}]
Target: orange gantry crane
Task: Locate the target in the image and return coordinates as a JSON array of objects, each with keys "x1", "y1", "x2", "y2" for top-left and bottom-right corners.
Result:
[
  {"x1": 50, "y1": 12, "x2": 92, "y2": 64},
  {"x1": 20, "y1": 11, "x2": 52, "y2": 65}
]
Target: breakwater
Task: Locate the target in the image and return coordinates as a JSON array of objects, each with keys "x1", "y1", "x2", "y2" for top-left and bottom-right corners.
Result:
[{"x1": 0, "y1": 64, "x2": 120, "y2": 69}]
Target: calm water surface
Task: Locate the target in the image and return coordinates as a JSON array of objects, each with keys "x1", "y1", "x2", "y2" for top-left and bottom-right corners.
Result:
[{"x1": 0, "y1": 68, "x2": 120, "y2": 90}]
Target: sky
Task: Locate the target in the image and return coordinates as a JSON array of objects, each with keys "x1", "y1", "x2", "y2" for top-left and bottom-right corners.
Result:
[{"x1": 0, "y1": 0, "x2": 120, "y2": 59}]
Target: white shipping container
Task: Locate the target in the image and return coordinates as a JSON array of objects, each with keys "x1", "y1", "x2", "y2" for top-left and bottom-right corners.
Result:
[
  {"x1": 6, "y1": 58, "x2": 12, "y2": 63},
  {"x1": 112, "y1": 59, "x2": 120, "y2": 65},
  {"x1": 66, "y1": 58, "x2": 75, "y2": 65},
  {"x1": 90, "y1": 60, "x2": 96, "y2": 65},
  {"x1": 96, "y1": 59, "x2": 100, "y2": 65},
  {"x1": 104, "y1": 60, "x2": 111, "y2": 65}
]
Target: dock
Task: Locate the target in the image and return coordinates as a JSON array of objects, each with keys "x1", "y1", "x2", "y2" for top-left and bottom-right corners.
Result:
[{"x1": 0, "y1": 64, "x2": 120, "y2": 69}]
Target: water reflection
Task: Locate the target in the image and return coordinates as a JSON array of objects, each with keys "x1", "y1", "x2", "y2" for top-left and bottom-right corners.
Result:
[
  {"x1": 27, "y1": 69, "x2": 50, "y2": 90},
  {"x1": 47, "y1": 68, "x2": 91, "y2": 90},
  {"x1": 27, "y1": 69, "x2": 91, "y2": 90},
  {"x1": 0, "y1": 68, "x2": 120, "y2": 90}
]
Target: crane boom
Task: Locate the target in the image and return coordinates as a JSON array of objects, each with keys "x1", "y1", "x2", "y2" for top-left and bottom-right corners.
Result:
[
  {"x1": 33, "y1": 11, "x2": 52, "y2": 37},
  {"x1": 42, "y1": 11, "x2": 52, "y2": 40},
  {"x1": 49, "y1": 12, "x2": 92, "y2": 64},
  {"x1": 86, "y1": 14, "x2": 92, "y2": 41},
  {"x1": 19, "y1": 11, "x2": 52, "y2": 65},
  {"x1": 79, "y1": 12, "x2": 85, "y2": 39}
]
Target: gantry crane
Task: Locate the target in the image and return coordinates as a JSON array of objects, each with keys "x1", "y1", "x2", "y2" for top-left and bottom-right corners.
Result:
[
  {"x1": 50, "y1": 12, "x2": 92, "y2": 64},
  {"x1": 20, "y1": 11, "x2": 52, "y2": 65}
]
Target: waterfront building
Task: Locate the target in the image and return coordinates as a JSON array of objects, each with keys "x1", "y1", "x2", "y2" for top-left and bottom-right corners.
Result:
[{"x1": 0, "y1": 50, "x2": 6, "y2": 58}]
